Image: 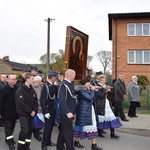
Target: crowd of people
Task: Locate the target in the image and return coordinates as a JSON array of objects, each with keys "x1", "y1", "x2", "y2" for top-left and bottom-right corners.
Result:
[{"x1": 0, "y1": 68, "x2": 141, "y2": 150}]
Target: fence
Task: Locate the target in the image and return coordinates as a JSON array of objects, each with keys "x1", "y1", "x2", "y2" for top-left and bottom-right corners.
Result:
[{"x1": 123, "y1": 85, "x2": 150, "y2": 110}]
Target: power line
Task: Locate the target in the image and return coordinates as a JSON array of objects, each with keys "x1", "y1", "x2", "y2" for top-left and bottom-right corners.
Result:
[{"x1": 7, "y1": 0, "x2": 45, "y2": 21}]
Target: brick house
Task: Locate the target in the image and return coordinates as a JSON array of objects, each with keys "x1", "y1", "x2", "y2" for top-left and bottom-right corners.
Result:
[{"x1": 108, "y1": 12, "x2": 150, "y2": 83}]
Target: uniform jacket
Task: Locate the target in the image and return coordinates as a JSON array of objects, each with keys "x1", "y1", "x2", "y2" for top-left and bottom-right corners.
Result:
[
  {"x1": 128, "y1": 82, "x2": 140, "y2": 102},
  {"x1": 95, "y1": 88, "x2": 112, "y2": 116},
  {"x1": 75, "y1": 85, "x2": 95, "y2": 126},
  {"x1": 58, "y1": 79, "x2": 76, "y2": 116},
  {"x1": 40, "y1": 81, "x2": 57, "y2": 115},
  {"x1": 0, "y1": 84, "x2": 18, "y2": 120},
  {"x1": 114, "y1": 79, "x2": 126, "y2": 102},
  {"x1": 15, "y1": 84, "x2": 38, "y2": 116}
]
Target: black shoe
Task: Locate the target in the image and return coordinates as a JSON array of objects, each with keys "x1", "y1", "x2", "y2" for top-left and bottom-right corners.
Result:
[
  {"x1": 35, "y1": 134, "x2": 42, "y2": 141},
  {"x1": 101, "y1": 130, "x2": 107, "y2": 134},
  {"x1": 0, "y1": 123, "x2": 4, "y2": 127},
  {"x1": 47, "y1": 142, "x2": 56, "y2": 146},
  {"x1": 122, "y1": 119, "x2": 129, "y2": 122},
  {"x1": 57, "y1": 148, "x2": 67, "y2": 150},
  {"x1": 133, "y1": 115, "x2": 138, "y2": 117},
  {"x1": 111, "y1": 133, "x2": 120, "y2": 139},
  {"x1": 42, "y1": 147, "x2": 47, "y2": 150},
  {"x1": 91, "y1": 143, "x2": 103, "y2": 150},
  {"x1": 128, "y1": 115, "x2": 134, "y2": 118},
  {"x1": 74, "y1": 141, "x2": 84, "y2": 148},
  {"x1": 9, "y1": 145, "x2": 15, "y2": 150},
  {"x1": 98, "y1": 133, "x2": 105, "y2": 138}
]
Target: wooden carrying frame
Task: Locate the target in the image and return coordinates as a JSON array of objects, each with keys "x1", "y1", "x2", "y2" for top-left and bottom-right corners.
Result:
[{"x1": 64, "y1": 26, "x2": 89, "y2": 82}]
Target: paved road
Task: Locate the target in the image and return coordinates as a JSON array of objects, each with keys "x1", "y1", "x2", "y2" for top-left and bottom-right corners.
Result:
[{"x1": 0, "y1": 121, "x2": 150, "y2": 150}]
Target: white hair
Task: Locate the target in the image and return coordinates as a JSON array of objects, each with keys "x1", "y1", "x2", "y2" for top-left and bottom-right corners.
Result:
[
  {"x1": 132, "y1": 76, "x2": 138, "y2": 80},
  {"x1": 34, "y1": 76, "x2": 42, "y2": 82}
]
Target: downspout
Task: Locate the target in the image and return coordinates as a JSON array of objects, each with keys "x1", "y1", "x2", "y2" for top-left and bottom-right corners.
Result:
[{"x1": 115, "y1": 15, "x2": 118, "y2": 79}]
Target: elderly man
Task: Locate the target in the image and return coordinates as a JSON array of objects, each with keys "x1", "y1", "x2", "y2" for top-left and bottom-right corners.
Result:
[
  {"x1": 114, "y1": 74, "x2": 129, "y2": 122},
  {"x1": 56, "y1": 69, "x2": 76, "y2": 150},
  {"x1": 0, "y1": 75, "x2": 18, "y2": 150},
  {"x1": 0, "y1": 74, "x2": 7, "y2": 127},
  {"x1": 0, "y1": 74, "x2": 7, "y2": 89}
]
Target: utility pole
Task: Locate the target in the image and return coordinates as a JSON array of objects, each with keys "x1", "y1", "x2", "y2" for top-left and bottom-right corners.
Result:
[{"x1": 45, "y1": 18, "x2": 55, "y2": 76}]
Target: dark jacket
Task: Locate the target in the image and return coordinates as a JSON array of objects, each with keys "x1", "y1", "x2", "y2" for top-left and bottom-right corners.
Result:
[
  {"x1": 40, "y1": 81, "x2": 57, "y2": 115},
  {"x1": 0, "y1": 84, "x2": 18, "y2": 120},
  {"x1": 114, "y1": 79, "x2": 126, "y2": 102},
  {"x1": 15, "y1": 84, "x2": 38, "y2": 116},
  {"x1": 16, "y1": 77, "x2": 25, "y2": 87},
  {"x1": 58, "y1": 79, "x2": 76, "y2": 116},
  {"x1": 0, "y1": 81, "x2": 7, "y2": 90},
  {"x1": 75, "y1": 85, "x2": 95, "y2": 126},
  {"x1": 95, "y1": 88, "x2": 112, "y2": 116}
]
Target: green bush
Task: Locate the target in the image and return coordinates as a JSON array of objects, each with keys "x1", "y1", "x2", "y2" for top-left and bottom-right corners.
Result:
[{"x1": 137, "y1": 75, "x2": 148, "y2": 86}]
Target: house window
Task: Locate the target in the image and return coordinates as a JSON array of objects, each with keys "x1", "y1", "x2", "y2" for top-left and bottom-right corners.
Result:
[
  {"x1": 127, "y1": 23, "x2": 150, "y2": 36},
  {"x1": 128, "y1": 50, "x2": 150, "y2": 64}
]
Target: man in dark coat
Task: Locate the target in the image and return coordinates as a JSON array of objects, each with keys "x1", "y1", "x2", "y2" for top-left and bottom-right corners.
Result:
[
  {"x1": 0, "y1": 75, "x2": 18, "y2": 150},
  {"x1": 56, "y1": 69, "x2": 76, "y2": 150},
  {"x1": 0, "y1": 74, "x2": 7, "y2": 127},
  {"x1": 114, "y1": 74, "x2": 129, "y2": 121},
  {"x1": 40, "y1": 71, "x2": 58, "y2": 150},
  {"x1": 16, "y1": 71, "x2": 26, "y2": 87},
  {"x1": 15, "y1": 72, "x2": 38, "y2": 150},
  {"x1": 0, "y1": 74, "x2": 7, "y2": 89}
]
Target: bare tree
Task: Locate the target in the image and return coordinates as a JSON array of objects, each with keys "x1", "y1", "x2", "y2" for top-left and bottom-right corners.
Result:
[
  {"x1": 87, "y1": 55, "x2": 93, "y2": 68},
  {"x1": 96, "y1": 50, "x2": 112, "y2": 74}
]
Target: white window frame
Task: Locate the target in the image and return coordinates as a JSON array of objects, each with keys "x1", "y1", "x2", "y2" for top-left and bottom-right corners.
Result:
[
  {"x1": 127, "y1": 23, "x2": 150, "y2": 36},
  {"x1": 127, "y1": 50, "x2": 150, "y2": 64}
]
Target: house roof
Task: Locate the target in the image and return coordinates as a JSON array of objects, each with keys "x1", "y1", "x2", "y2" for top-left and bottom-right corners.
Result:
[
  {"x1": 108, "y1": 12, "x2": 150, "y2": 40},
  {"x1": 4, "y1": 60, "x2": 31, "y2": 71}
]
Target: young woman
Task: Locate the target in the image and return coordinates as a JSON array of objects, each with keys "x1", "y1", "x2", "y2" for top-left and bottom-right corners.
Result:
[
  {"x1": 96, "y1": 75, "x2": 122, "y2": 139},
  {"x1": 74, "y1": 76, "x2": 102, "y2": 150}
]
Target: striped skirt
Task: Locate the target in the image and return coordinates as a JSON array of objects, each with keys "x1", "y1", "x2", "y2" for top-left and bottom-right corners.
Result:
[
  {"x1": 97, "y1": 99, "x2": 122, "y2": 129},
  {"x1": 33, "y1": 113, "x2": 45, "y2": 129},
  {"x1": 74, "y1": 106, "x2": 98, "y2": 139}
]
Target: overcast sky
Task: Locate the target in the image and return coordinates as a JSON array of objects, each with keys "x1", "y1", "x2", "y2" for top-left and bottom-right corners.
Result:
[{"x1": 0, "y1": 0, "x2": 150, "y2": 72}]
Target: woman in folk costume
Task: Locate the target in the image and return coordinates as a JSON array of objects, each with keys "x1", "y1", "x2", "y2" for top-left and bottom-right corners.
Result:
[
  {"x1": 74, "y1": 76, "x2": 102, "y2": 150},
  {"x1": 32, "y1": 76, "x2": 45, "y2": 141},
  {"x1": 95, "y1": 75, "x2": 122, "y2": 139}
]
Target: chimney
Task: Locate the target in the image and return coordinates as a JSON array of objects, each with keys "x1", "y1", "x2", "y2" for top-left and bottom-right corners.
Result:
[{"x1": 3, "y1": 56, "x2": 9, "y2": 61}]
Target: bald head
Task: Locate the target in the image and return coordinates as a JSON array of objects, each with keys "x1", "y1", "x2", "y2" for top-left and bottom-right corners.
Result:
[
  {"x1": 7, "y1": 75, "x2": 17, "y2": 87},
  {"x1": 65, "y1": 69, "x2": 76, "y2": 82}
]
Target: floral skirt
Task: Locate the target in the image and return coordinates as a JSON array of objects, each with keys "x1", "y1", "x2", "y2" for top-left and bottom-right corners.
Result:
[
  {"x1": 74, "y1": 106, "x2": 98, "y2": 139},
  {"x1": 97, "y1": 99, "x2": 122, "y2": 129},
  {"x1": 33, "y1": 113, "x2": 45, "y2": 129}
]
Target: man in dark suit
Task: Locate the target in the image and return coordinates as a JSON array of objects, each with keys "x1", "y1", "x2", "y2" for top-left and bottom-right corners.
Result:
[
  {"x1": 56, "y1": 69, "x2": 76, "y2": 150},
  {"x1": 114, "y1": 74, "x2": 129, "y2": 121},
  {"x1": 40, "y1": 72, "x2": 58, "y2": 150}
]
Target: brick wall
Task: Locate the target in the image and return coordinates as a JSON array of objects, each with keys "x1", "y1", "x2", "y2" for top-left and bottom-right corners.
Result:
[{"x1": 111, "y1": 18, "x2": 150, "y2": 84}]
